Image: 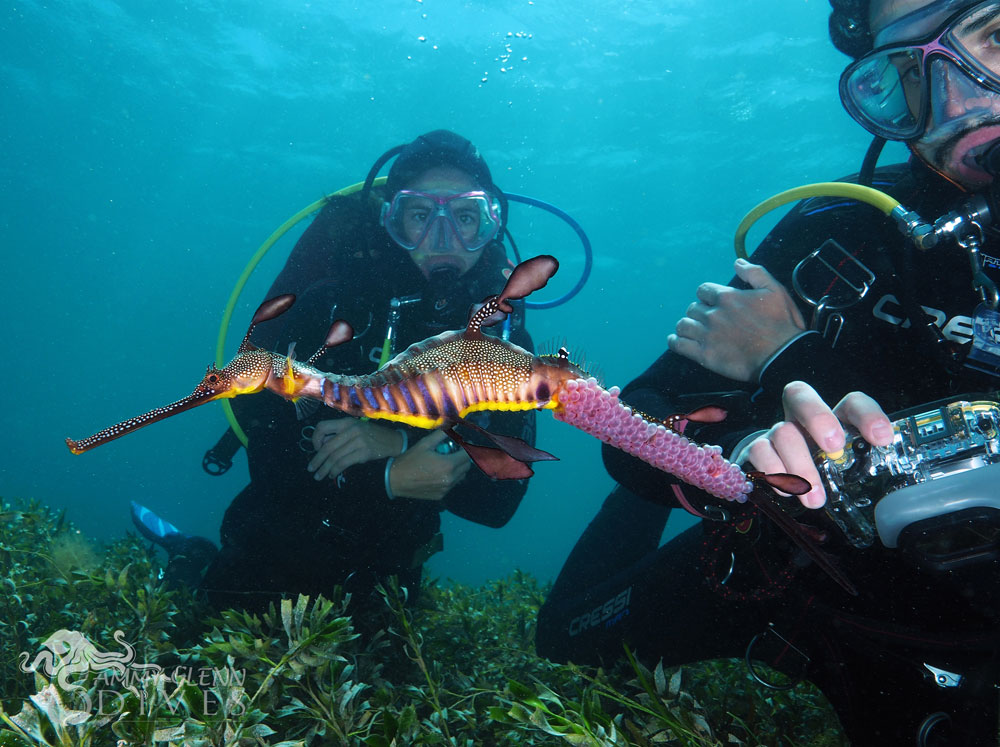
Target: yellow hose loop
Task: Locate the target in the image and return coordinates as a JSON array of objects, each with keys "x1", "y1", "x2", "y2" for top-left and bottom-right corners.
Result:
[
  {"x1": 734, "y1": 182, "x2": 901, "y2": 259},
  {"x1": 217, "y1": 177, "x2": 387, "y2": 447}
]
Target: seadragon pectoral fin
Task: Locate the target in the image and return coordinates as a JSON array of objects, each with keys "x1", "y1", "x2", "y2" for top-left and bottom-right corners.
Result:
[
  {"x1": 456, "y1": 417, "x2": 558, "y2": 464},
  {"x1": 445, "y1": 420, "x2": 558, "y2": 480},
  {"x1": 453, "y1": 439, "x2": 536, "y2": 480}
]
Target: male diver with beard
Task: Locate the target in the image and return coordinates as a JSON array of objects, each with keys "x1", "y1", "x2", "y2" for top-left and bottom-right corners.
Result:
[{"x1": 538, "y1": 2, "x2": 1000, "y2": 744}]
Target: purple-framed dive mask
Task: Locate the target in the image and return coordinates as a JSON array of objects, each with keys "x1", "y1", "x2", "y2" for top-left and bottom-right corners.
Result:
[
  {"x1": 839, "y1": 0, "x2": 1000, "y2": 141},
  {"x1": 381, "y1": 190, "x2": 502, "y2": 252}
]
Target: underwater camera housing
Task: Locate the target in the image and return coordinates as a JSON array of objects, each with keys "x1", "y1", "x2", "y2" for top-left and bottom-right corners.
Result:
[{"x1": 817, "y1": 394, "x2": 1000, "y2": 571}]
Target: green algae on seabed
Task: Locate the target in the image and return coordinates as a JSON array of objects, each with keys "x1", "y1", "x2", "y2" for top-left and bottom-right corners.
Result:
[{"x1": 0, "y1": 497, "x2": 847, "y2": 746}]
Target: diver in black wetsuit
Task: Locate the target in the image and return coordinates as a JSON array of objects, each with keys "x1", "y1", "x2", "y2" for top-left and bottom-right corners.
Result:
[
  {"x1": 140, "y1": 131, "x2": 536, "y2": 615},
  {"x1": 537, "y1": 2, "x2": 1000, "y2": 745}
]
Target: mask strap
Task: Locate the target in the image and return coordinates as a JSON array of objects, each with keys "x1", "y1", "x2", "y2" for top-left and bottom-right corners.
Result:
[{"x1": 872, "y1": 0, "x2": 975, "y2": 46}]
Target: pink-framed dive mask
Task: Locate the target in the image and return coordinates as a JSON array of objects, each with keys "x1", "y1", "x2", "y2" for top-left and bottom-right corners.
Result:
[
  {"x1": 381, "y1": 190, "x2": 502, "y2": 253},
  {"x1": 839, "y1": 0, "x2": 1000, "y2": 143}
]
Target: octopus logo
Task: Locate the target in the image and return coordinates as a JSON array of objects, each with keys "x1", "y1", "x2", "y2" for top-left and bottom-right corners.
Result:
[{"x1": 18, "y1": 629, "x2": 163, "y2": 712}]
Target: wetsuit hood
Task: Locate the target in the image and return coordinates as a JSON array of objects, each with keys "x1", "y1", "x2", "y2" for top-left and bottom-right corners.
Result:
[{"x1": 385, "y1": 130, "x2": 498, "y2": 197}]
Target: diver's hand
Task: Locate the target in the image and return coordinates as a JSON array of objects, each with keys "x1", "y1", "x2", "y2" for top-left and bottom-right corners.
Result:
[
  {"x1": 735, "y1": 382, "x2": 894, "y2": 509},
  {"x1": 308, "y1": 419, "x2": 406, "y2": 481},
  {"x1": 389, "y1": 430, "x2": 472, "y2": 501},
  {"x1": 667, "y1": 259, "x2": 807, "y2": 382}
]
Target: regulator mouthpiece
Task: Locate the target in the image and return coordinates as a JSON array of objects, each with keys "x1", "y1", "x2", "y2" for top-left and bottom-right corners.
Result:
[{"x1": 975, "y1": 140, "x2": 1000, "y2": 178}]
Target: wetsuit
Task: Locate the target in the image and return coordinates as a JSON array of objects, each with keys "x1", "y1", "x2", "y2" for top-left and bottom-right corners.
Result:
[
  {"x1": 202, "y1": 190, "x2": 535, "y2": 614},
  {"x1": 537, "y1": 161, "x2": 1000, "y2": 746}
]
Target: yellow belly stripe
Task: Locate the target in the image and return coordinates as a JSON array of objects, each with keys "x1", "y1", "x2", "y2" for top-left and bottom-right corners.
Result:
[
  {"x1": 358, "y1": 397, "x2": 556, "y2": 430},
  {"x1": 363, "y1": 410, "x2": 444, "y2": 429},
  {"x1": 458, "y1": 400, "x2": 556, "y2": 417}
]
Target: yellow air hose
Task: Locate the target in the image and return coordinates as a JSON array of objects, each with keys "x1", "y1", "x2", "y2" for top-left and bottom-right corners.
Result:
[
  {"x1": 215, "y1": 177, "x2": 386, "y2": 447},
  {"x1": 734, "y1": 182, "x2": 901, "y2": 259}
]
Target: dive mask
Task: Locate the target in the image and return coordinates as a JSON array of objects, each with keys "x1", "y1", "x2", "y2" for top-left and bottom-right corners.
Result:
[
  {"x1": 839, "y1": 0, "x2": 1000, "y2": 141},
  {"x1": 381, "y1": 190, "x2": 502, "y2": 252}
]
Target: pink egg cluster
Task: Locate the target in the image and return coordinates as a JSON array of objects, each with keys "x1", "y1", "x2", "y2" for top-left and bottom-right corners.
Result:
[{"x1": 553, "y1": 377, "x2": 752, "y2": 502}]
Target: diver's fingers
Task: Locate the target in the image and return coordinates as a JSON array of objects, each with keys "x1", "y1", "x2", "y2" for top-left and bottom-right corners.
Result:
[
  {"x1": 684, "y1": 300, "x2": 710, "y2": 323},
  {"x1": 311, "y1": 418, "x2": 353, "y2": 451},
  {"x1": 733, "y1": 259, "x2": 785, "y2": 293},
  {"x1": 833, "y1": 392, "x2": 894, "y2": 447},
  {"x1": 781, "y1": 381, "x2": 846, "y2": 456},
  {"x1": 669, "y1": 307, "x2": 710, "y2": 361},
  {"x1": 320, "y1": 449, "x2": 364, "y2": 482},
  {"x1": 314, "y1": 439, "x2": 368, "y2": 481},
  {"x1": 409, "y1": 429, "x2": 449, "y2": 452},
  {"x1": 733, "y1": 259, "x2": 806, "y2": 328},
  {"x1": 667, "y1": 332, "x2": 704, "y2": 366},
  {"x1": 309, "y1": 420, "x2": 407, "y2": 476},
  {"x1": 308, "y1": 426, "x2": 365, "y2": 479},
  {"x1": 744, "y1": 421, "x2": 826, "y2": 509},
  {"x1": 308, "y1": 424, "x2": 353, "y2": 473},
  {"x1": 319, "y1": 422, "x2": 410, "y2": 478},
  {"x1": 436, "y1": 449, "x2": 472, "y2": 484},
  {"x1": 674, "y1": 315, "x2": 704, "y2": 341},
  {"x1": 695, "y1": 282, "x2": 727, "y2": 307},
  {"x1": 450, "y1": 452, "x2": 473, "y2": 482},
  {"x1": 740, "y1": 428, "x2": 789, "y2": 475},
  {"x1": 389, "y1": 445, "x2": 471, "y2": 500}
]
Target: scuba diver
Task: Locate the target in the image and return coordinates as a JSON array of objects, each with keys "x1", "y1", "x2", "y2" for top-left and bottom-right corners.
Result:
[
  {"x1": 537, "y1": 1, "x2": 1000, "y2": 745},
  {"x1": 138, "y1": 130, "x2": 541, "y2": 618}
]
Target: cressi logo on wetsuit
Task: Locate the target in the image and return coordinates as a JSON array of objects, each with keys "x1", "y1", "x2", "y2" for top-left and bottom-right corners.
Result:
[
  {"x1": 872, "y1": 293, "x2": 975, "y2": 343},
  {"x1": 568, "y1": 586, "x2": 631, "y2": 637}
]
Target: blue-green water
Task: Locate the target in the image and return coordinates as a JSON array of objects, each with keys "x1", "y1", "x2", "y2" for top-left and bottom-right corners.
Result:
[{"x1": 1, "y1": 0, "x2": 903, "y2": 585}]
